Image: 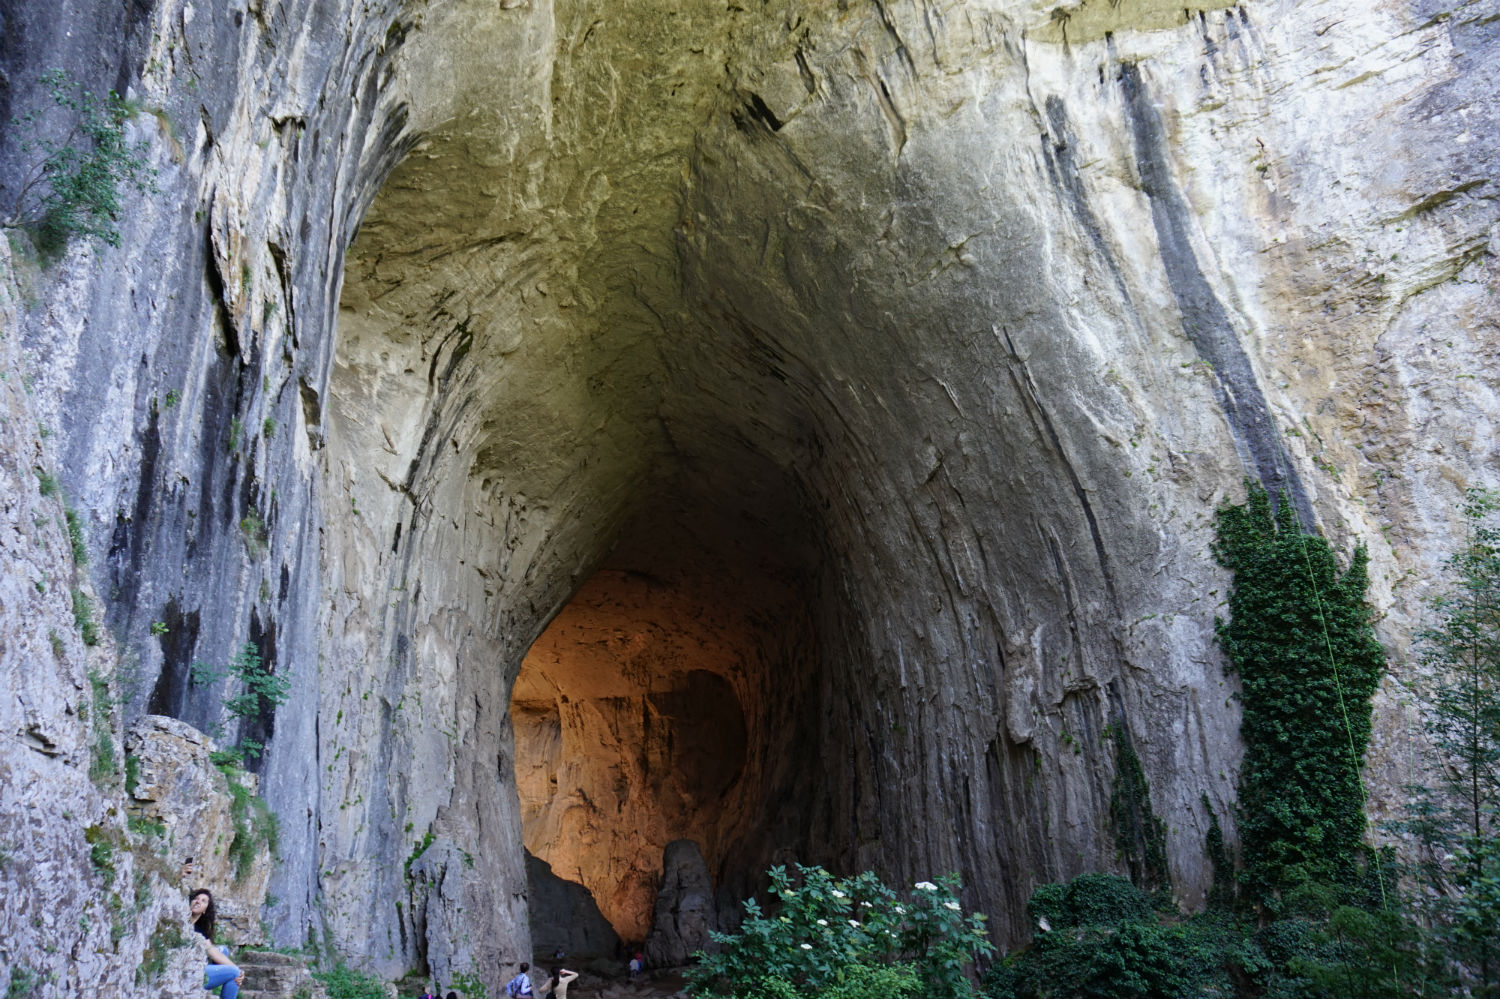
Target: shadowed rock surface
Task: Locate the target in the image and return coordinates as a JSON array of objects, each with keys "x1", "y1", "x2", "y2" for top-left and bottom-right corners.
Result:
[{"x1": 0, "y1": 0, "x2": 1495, "y2": 994}]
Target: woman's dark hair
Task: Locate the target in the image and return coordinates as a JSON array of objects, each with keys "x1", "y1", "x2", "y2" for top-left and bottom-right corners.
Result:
[
  {"x1": 189, "y1": 887, "x2": 216, "y2": 940},
  {"x1": 549, "y1": 967, "x2": 561, "y2": 987}
]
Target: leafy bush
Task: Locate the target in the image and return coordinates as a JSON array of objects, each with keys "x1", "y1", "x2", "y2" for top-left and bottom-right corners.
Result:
[
  {"x1": 191, "y1": 641, "x2": 290, "y2": 721},
  {"x1": 313, "y1": 965, "x2": 386, "y2": 999},
  {"x1": 3, "y1": 69, "x2": 155, "y2": 257},
  {"x1": 688, "y1": 865, "x2": 993, "y2": 998},
  {"x1": 1026, "y1": 873, "x2": 1150, "y2": 931}
]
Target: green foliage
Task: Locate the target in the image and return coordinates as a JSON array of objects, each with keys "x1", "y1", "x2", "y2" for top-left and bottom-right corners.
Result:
[
  {"x1": 191, "y1": 641, "x2": 290, "y2": 721},
  {"x1": 403, "y1": 830, "x2": 435, "y2": 879},
  {"x1": 313, "y1": 965, "x2": 387, "y2": 999},
  {"x1": 262, "y1": 417, "x2": 277, "y2": 440},
  {"x1": 86, "y1": 669, "x2": 116, "y2": 783},
  {"x1": 213, "y1": 755, "x2": 279, "y2": 882},
  {"x1": 821, "y1": 961, "x2": 924, "y2": 998},
  {"x1": 1203, "y1": 795, "x2": 1236, "y2": 910},
  {"x1": 228, "y1": 417, "x2": 244, "y2": 452},
  {"x1": 1027, "y1": 873, "x2": 1151, "y2": 932},
  {"x1": 123, "y1": 752, "x2": 140, "y2": 796},
  {"x1": 688, "y1": 865, "x2": 993, "y2": 999},
  {"x1": 1213, "y1": 484, "x2": 1385, "y2": 910},
  {"x1": 163, "y1": 388, "x2": 181, "y2": 409},
  {"x1": 3, "y1": 69, "x2": 155, "y2": 258},
  {"x1": 65, "y1": 507, "x2": 88, "y2": 564},
  {"x1": 449, "y1": 970, "x2": 487, "y2": 998},
  {"x1": 1106, "y1": 727, "x2": 1169, "y2": 891},
  {"x1": 138, "y1": 916, "x2": 185, "y2": 984},
  {"x1": 1288, "y1": 904, "x2": 1426, "y2": 999},
  {"x1": 33, "y1": 466, "x2": 57, "y2": 496},
  {"x1": 986, "y1": 873, "x2": 1449, "y2": 999},
  {"x1": 988, "y1": 877, "x2": 1243, "y2": 999},
  {"x1": 150, "y1": 620, "x2": 169, "y2": 636},
  {"x1": 5, "y1": 966, "x2": 49, "y2": 999},
  {"x1": 240, "y1": 508, "x2": 267, "y2": 556},
  {"x1": 72, "y1": 588, "x2": 99, "y2": 645},
  {"x1": 84, "y1": 825, "x2": 116, "y2": 885},
  {"x1": 1395, "y1": 487, "x2": 1500, "y2": 994}
]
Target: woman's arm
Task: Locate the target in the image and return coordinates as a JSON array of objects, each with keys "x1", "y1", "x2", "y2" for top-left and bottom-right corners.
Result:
[{"x1": 204, "y1": 940, "x2": 235, "y2": 966}]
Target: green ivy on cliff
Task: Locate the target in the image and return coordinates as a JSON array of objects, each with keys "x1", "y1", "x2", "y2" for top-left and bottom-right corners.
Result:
[{"x1": 1213, "y1": 483, "x2": 1385, "y2": 911}]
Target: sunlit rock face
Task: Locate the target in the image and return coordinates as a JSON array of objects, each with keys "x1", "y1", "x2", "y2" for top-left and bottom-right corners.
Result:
[
  {"x1": 509, "y1": 502, "x2": 817, "y2": 942},
  {"x1": 0, "y1": 0, "x2": 1494, "y2": 993}
]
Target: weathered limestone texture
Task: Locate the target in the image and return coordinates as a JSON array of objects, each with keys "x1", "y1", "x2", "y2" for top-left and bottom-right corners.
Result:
[
  {"x1": 644, "y1": 840, "x2": 719, "y2": 968},
  {"x1": 124, "y1": 714, "x2": 273, "y2": 943},
  {"x1": 0, "y1": 0, "x2": 1495, "y2": 991},
  {"x1": 0, "y1": 238, "x2": 198, "y2": 999}
]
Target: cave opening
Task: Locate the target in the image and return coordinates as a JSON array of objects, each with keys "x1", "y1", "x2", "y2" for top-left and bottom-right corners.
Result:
[{"x1": 511, "y1": 483, "x2": 825, "y2": 950}]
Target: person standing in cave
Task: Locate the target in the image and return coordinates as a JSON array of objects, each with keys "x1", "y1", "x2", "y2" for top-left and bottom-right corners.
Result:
[
  {"x1": 504, "y1": 961, "x2": 535, "y2": 998},
  {"x1": 543, "y1": 965, "x2": 579, "y2": 999},
  {"x1": 188, "y1": 888, "x2": 245, "y2": 999}
]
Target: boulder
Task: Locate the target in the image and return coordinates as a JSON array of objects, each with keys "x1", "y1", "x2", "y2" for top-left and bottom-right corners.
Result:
[{"x1": 644, "y1": 840, "x2": 716, "y2": 968}]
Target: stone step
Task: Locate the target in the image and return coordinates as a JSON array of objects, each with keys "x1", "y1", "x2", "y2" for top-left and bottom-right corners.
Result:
[
  {"x1": 229, "y1": 950, "x2": 327, "y2": 999},
  {"x1": 236, "y1": 950, "x2": 310, "y2": 968}
]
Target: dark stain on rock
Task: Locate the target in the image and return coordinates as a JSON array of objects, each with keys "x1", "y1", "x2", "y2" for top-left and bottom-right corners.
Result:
[
  {"x1": 1118, "y1": 62, "x2": 1312, "y2": 525},
  {"x1": 237, "y1": 609, "x2": 278, "y2": 774},
  {"x1": 146, "y1": 598, "x2": 202, "y2": 719},
  {"x1": 1040, "y1": 96, "x2": 1135, "y2": 311}
]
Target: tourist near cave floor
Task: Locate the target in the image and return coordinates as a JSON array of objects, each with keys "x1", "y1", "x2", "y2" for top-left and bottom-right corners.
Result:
[{"x1": 547, "y1": 967, "x2": 690, "y2": 998}]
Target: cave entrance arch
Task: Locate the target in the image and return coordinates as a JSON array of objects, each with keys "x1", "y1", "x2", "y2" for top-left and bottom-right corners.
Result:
[{"x1": 510, "y1": 493, "x2": 823, "y2": 950}]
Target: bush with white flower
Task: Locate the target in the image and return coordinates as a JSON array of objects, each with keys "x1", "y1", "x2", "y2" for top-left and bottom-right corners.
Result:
[{"x1": 686, "y1": 864, "x2": 994, "y2": 998}]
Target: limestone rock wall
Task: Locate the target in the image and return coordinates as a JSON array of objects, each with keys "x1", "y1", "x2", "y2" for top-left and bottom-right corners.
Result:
[
  {"x1": 1, "y1": 239, "x2": 268, "y2": 993},
  {"x1": 0, "y1": 0, "x2": 1494, "y2": 990}
]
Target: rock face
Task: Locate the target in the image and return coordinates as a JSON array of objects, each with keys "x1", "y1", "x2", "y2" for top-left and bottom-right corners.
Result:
[
  {"x1": 124, "y1": 714, "x2": 274, "y2": 943},
  {"x1": 644, "y1": 840, "x2": 718, "y2": 968},
  {"x1": 526, "y1": 851, "x2": 622, "y2": 961},
  {"x1": 0, "y1": 0, "x2": 1495, "y2": 993}
]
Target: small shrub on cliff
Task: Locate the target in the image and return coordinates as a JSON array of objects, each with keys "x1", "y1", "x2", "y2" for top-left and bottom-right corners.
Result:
[
  {"x1": 3, "y1": 69, "x2": 155, "y2": 258},
  {"x1": 72, "y1": 587, "x2": 99, "y2": 645},
  {"x1": 212, "y1": 756, "x2": 279, "y2": 882},
  {"x1": 688, "y1": 865, "x2": 993, "y2": 999},
  {"x1": 192, "y1": 641, "x2": 290, "y2": 723}
]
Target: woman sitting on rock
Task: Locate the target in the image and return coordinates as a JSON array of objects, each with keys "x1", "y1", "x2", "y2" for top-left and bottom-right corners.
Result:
[{"x1": 189, "y1": 888, "x2": 245, "y2": 999}]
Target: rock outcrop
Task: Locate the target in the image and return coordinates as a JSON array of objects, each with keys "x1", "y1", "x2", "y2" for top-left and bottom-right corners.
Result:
[
  {"x1": 526, "y1": 851, "x2": 622, "y2": 962},
  {"x1": 644, "y1": 840, "x2": 718, "y2": 969},
  {"x1": 0, "y1": 0, "x2": 1495, "y2": 994}
]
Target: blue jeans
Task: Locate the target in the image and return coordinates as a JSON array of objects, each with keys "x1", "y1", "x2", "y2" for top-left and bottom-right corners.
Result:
[{"x1": 205, "y1": 963, "x2": 241, "y2": 999}]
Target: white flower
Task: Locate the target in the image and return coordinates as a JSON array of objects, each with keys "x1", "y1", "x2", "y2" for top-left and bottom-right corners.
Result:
[
  {"x1": 817, "y1": 919, "x2": 828, "y2": 926},
  {"x1": 944, "y1": 901, "x2": 961, "y2": 911},
  {"x1": 831, "y1": 889, "x2": 845, "y2": 898},
  {"x1": 860, "y1": 901, "x2": 872, "y2": 908},
  {"x1": 800, "y1": 943, "x2": 813, "y2": 950},
  {"x1": 848, "y1": 919, "x2": 861, "y2": 928},
  {"x1": 894, "y1": 905, "x2": 905, "y2": 914},
  {"x1": 915, "y1": 881, "x2": 938, "y2": 891}
]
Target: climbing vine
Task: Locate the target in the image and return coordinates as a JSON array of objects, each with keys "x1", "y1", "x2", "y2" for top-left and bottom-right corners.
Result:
[
  {"x1": 1213, "y1": 483, "x2": 1385, "y2": 911},
  {"x1": 1106, "y1": 725, "x2": 1169, "y2": 892}
]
